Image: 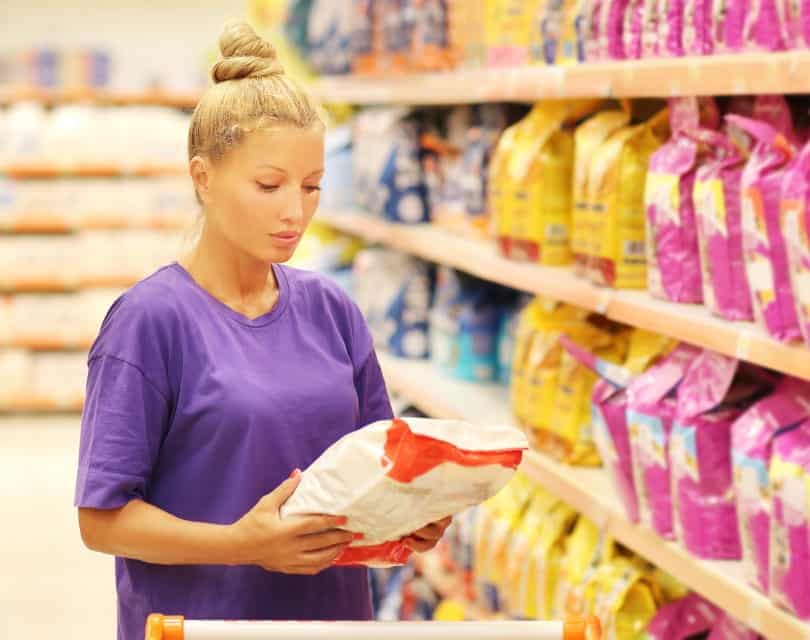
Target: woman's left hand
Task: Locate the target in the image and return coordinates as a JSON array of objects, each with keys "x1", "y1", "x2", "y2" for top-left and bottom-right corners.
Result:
[{"x1": 403, "y1": 516, "x2": 453, "y2": 553}]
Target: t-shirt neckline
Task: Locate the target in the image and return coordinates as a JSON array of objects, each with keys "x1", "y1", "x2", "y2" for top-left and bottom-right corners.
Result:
[{"x1": 170, "y1": 261, "x2": 290, "y2": 328}]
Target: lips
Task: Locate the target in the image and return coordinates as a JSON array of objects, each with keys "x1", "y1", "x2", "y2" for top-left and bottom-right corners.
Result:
[{"x1": 270, "y1": 232, "x2": 300, "y2": 240}]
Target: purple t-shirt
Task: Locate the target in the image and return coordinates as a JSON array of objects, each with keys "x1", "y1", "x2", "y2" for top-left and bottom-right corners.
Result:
[{"x1": 74, "y1": 262, "x2": 393, "y2": 640}]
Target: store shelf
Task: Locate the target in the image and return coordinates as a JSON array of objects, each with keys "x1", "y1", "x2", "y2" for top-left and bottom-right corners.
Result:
[
  {"x1": 0, "y1": 85, "x2": 200, "y2": 109},
  {"x1": 0, "y1": 338, "x2": 92, "y2": 352},
  {"x1": 0, "y1": 397, "x2": 84, "y2": 414},
  {"x1": 0, "y1": 215, "x2": 193, "y2": 234},
  {"x1": 0, "y1": 277, "x2": 139, "y2": 294},
  {"x1": 376, "y1": 351, "x2": 809, "y2": 640},
  {"x1": 0, "y1": 164, "x2": 187, "y2": 179},
  {"x1": 310, "y1": 53, "x2": 810, "y2": 104},
  {"x1": 322, "y1": 212, "x2": 810, "y2": 381}
]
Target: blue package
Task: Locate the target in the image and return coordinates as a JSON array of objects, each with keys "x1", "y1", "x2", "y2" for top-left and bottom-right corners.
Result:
[
  {"x1": 307, "y1": 0, "x2": 353, "y2": 75},
  {"x1": 378, "y1": 118, "x2": 431, "y2": 224}
]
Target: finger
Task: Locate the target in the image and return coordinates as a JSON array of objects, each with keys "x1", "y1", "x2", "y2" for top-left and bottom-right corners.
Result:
[
  {"x1": 404, "y1": 536, "x2": 435, "y2": 553},
  {"x1": 299, "y1": 541, "x2": 351, "y2": 566},
  {"x1": 437, "y1": 515, "x2": 453, "y2": 529},
  {"x1": 413, "y1": 523, "x2": 443, "y2": 540},
  {"x1": 289, "y1": 514, "x2": 349, "y2": 535},
  {"x1": 298, "y1": 529, "x2": 357, "y2": 552},
  {"x1": 264, "y1": 471, "x2": 302, "y2": 511}
]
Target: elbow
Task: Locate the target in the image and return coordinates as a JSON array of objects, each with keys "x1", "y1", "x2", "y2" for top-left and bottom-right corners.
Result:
[{"x1": 77, "y1": 508, "x2": 109, "y2": 553}]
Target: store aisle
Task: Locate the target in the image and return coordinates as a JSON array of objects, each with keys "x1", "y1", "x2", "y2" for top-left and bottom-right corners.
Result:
[{"x1": 0, "y1": 418, "x2": 116, "y2": 638}]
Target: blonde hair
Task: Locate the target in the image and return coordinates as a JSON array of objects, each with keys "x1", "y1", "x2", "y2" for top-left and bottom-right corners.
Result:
[{"x1": 188, "y1": 20, "x2": 323, "y2": 163}]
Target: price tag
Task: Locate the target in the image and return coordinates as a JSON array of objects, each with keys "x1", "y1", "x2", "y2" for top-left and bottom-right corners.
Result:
[{"x1": 735, "y1": 330, "x2": 754, "y2": 361}]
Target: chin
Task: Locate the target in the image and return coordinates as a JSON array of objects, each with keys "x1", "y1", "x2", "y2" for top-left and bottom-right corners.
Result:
[{"x1": 268, "y1": 247, "x2": 297, "y2": 264}]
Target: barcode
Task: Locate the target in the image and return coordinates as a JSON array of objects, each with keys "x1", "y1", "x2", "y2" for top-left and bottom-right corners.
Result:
[{"x1": 624, "y1": 240, "x2": 646, "y2": 257}]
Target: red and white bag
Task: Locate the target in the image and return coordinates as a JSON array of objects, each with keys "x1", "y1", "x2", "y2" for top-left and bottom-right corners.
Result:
[{"x1": 281, "y1": 417, "x2": 529, "y2": 567}]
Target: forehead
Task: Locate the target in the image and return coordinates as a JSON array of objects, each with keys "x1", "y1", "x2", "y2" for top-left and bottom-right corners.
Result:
[{"x1": 229, "y1": 125, "x2": 325, "y2": 173}]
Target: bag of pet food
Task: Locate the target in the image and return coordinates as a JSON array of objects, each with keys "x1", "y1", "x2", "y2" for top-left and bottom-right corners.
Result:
[
  {"x1": 581, "y1": 557, "x2": 659, "y2": 640},
  {"x1": 671, "y1": 351, "x2": 775, "y2": 560},
  {"x1": 659, "y1": 0, "x2": 686, "y2": 55},
  {"x1": 504, "y1": 101, "x2": 574, "y2": 265},
  {"x1": 622, "y1": 0, "x2": 645, "y2": 57},
  {"x1": 282, "y1": 417, "x2": 528, "y2": 567},
  {"x1": 560, "y1": 330, "x2": 674, "y2": 521},
  {"x1": 732, "y1": 376, "x2": 810, "y2": 593},
  {"x1": 628, "y1": 343, "x2": 701, "y2": 538},
  {"x1": 770, "y1": 418, "x2": 810, "y2": 620},
  {"x1": 637, "y1": 592, "x2": 722, "y2": 640},
  {"x1": 645, "y1": 97, "x2": 720, "y2": 303},
  {"x1": 532, "y1": 501, "x2": 580, "y2": 618},
  {"x1": 781, "y1": 140, "x2": 810, "y2": 346},
  {"x1": 600, "y1": 0, "x2": 631, "y2": 58},
  {"x1": 485, "y1": 0, "x2": 532, "y2": 67},
  {"x1": 641, "y1": 0, "x2": 664, "y2": 55},
  {"x1": 410, "y1": 0, "x2": 454, "y2": 71},
  {"x1": 491, "y1": 123, "x2": 521, "y2": 257},
  {"x1": 743, "y1": 0, "x2": 790, "y2": 50},
  {"x1": 683, "y1": 0, "x2": 716, "y2": 54},
  {"x1": 572, "y1": 109, "x2": 631, "y2": 275},
  {"x1": 588, "y1": 110, "x2": 670, "y2": 289},
  {"x1": 350, "y1": 0, "x2": 383, "y2": 74},
  {"x1": 727, "y1": 112, "x2": 801, "y2": 342},
  {"x1": 692, "y1": 128, "x2": 754, "y2": 321},
  {"x1": 706, "y1": 613, "x2": 759, "y2": 640},
  {"x1": 557, "y1": 0, "x2": 589, "y2": 62}
]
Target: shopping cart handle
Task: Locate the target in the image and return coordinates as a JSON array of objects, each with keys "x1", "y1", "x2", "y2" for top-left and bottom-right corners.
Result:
[{"x1": 146, "y1": 614, "x2": 601, "y2": 640}]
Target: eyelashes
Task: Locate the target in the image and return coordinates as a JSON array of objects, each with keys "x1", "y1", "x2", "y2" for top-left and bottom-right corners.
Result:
[{"x1": 256, "y1": 183, "x2": 321, "y2": 194}]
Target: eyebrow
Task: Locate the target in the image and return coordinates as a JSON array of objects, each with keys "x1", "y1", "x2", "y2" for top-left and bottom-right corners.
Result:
[{"x1": 256, "y1": 165, "x2": 325, "y2": 178}]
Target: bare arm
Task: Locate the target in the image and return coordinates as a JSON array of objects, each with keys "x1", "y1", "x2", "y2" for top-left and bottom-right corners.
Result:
[{"x1": 78, "y1": 472, "x2": 357, "y2": 575}]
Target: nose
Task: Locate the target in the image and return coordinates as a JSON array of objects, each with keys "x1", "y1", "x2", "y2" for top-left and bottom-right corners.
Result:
[{"x1": 279, "y1": 186, "x2": 305, "y2": 225}]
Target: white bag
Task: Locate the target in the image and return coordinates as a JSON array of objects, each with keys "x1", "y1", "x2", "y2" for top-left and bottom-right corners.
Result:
[{"x1": 281, "y1": 417, "x2": 529, "y2": 567}]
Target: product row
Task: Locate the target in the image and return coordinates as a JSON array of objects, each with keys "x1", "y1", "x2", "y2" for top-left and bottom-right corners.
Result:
[
  {"x1": 0, "y1": 349, "x2": 86, "y2": 410},
  {"x1": 443, "y1": 473, "x2": 758, "y2": 637},
  {"x1": 342, "y1": 96, "x2": 810, "y2": 347},
  {"x1": 1, "y1": 48, "x2": 112, "y2": 92},
  {"x1": 294, "y1": 0, "x2": 810, "y2": 76},
  {"x1": 0, "y1": 177, "x2": 197, "y2": 230},
  {"x1": 0, "y1": 103, "x2": 190, "y2": 167},
  {"x1": 0, "y1": 231, "x2": 186, "y2": 289}
]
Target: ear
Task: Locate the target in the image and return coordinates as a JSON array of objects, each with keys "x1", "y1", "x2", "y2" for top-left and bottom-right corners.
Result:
[{"x1": 190, "y1": 156, "x2": 213, "y2": 205}]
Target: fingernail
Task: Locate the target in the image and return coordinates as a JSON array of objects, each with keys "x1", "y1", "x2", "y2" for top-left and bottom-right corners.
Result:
[
  {"x1": 337, "y1": 516, "x2": 348, "y2": 526},
  {"x1": 353, "y1": 532, "x2": 365, "y2": 541},
  {"x1": 289, "y1": 468, "x2": 301, "y2": 479}
]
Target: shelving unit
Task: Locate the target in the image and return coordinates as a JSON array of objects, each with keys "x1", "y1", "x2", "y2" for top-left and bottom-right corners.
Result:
[
  {"x1": 0, "y1": 164, "x2": 187, "y2": 179},
  {"x1": 320, "y1": 212, "x2": 810, "y2": 381},
  {"x1": 0, "y1": 85, "x2": 201, "y2": 109},
  {"x1": 376, "y1": 351, "x2": 810, "y2": 640},
  {"x1": 310, "y1": 52, "x2": 810, "y2": 104}
]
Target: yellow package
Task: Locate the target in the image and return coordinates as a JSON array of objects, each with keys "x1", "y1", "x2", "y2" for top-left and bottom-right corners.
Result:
[
  {"x1": 572, "y1": 110, "x2": 632, "y2": 275},
  {"x1": 543, "y1": 326, "x2": 627, "y2": 465},
  {"x1": 582, "y1": 558, "x2": 658, "y2": 640},
  {"x1": 485, "y1": 0, "x2": 532, "y2": 67},
  {"x1": 504, "y1": 487, "x2": 560, "y2": 617},
  {"x1": 505, "y1": 102, "x2": 574, "y2": 266},
  {"x1": 587, "y1": 110, "x2": 670, "y2": 289},
  {"x1": 647, "y1": 568, "x2": 690, "y2": 606},
  {"x1": 449, "y1": 0, "x2": 486, "y2": 68},
  {"x1": 510, "y1": 302, "x2": 543, "y2": 427},
  {"x1": 556, "y1": 0, "x2": 586, "y2": 64},
  {"x1": 555, "y1": 516, "x2": 617, "y2": 618},
  {"x1": 532, "y1": 501, "x2": 580, "y2": 618},
  {"x1": 491, "y1": 123, "x2": 522, "y2": 256}
]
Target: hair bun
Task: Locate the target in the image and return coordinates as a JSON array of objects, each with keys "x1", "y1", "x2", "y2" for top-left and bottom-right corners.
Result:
[{"x1": 211, "y1": 20, "x2": 284, "y2": 83}]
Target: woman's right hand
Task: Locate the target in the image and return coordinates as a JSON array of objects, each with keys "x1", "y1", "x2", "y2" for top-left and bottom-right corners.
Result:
[{"x1": 230, "y1": 470, "x2": 356, "y2": 575}]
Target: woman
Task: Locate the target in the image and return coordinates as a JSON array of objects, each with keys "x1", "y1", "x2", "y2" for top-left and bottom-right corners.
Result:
[{"x1": 75, "y1": 21, "x2": 450, "y2": 640}]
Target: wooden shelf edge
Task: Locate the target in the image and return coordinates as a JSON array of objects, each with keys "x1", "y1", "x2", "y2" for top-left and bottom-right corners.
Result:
[
  {"x1": 0, "y1": 86, "x2": 200, "y2": 108},
  {"x1": 376, "y1": 352, "x2": 810, "y2": 639},
  {"x1": 0, "y1": 164, "x2": 187, "y2": 179},
  {"x1": 321, "y1": 213, "x2": 810, "y2": 381}
]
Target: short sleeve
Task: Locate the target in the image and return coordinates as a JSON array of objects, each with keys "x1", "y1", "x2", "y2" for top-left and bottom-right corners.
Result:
[
  {"x1": 74, "y1": 355, "x2": 170, "y2": 509},
  {"x1": 355, "y1": 350, "x2": 394, "y2": 428}
]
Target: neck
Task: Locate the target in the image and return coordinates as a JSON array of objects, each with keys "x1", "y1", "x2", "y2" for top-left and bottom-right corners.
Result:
[{"x1": 182, "y1": 221, "x2": 276, "y2": 303}]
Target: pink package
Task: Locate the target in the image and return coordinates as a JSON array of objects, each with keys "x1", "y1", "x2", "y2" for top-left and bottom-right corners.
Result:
[
  {"x1": 642, "y1": 593, "x2": 722, "y2": 639},
  {"x1": 660, "y1": 0, "x2": 686, "y2": 55},
  {"x1": 627, "y1": 344, "x2": 700, "y2": 539},
  {"x1": 646, "y1": 97, "x2": 720, "y2": 304},
  {"x1": 726, "y1": 112, "x2": 802, "y2": 343},
  {"x1": 706, "y1": 613, "x2": 760, "y2": 640},
  {"x1": 692, "y1": 129, "x2": 754, "y2": 321},
  {"x1": 585, "y1": 0, "x2": 607, "y2": 61},
  {"x1": 732, "y1": 377, "x2": 810, "y2": 593},
  {"x1": 558, "y1": 336, "x2": 641, "y2": 521},
  {"x1": 743, "y1": 0, "x2": 790, "y2": 49},
  {"x1": 714, "y1": 0, "x2": 751, "y2": 51},
  {"x1": 683, "y1": 0, "x2": 716, "y2": 53},
  {"x1": 623, "y1": 0, "x2": 645, "y2": 57},
  {"x1": 641, "y1": 0, "x2": 663, "y2": 56},
  {"x1": 601, "y1": 0, "x2": 631, "y2": 58},
  {"x1": 781, "y1": 140, "x2": 810, "y2": 346},
  {"x1": 770, "y1": 419, "x2": 810, "y2": 620},
  {"x1": 671, "y1": 351, "x2": 775, "y2": 560}
]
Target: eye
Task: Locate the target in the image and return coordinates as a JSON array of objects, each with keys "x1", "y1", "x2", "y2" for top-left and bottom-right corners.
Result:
[
  {"x1": 257, "y1": 182, "x2": 279, "y2": 192},
  {"x1": 304, "y1": 185, "x2": 322, "y2": 194}
]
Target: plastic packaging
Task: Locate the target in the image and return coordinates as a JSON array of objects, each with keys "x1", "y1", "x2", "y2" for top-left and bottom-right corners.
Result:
[
  {"x1": 282, "y1": 417, "x2": 528, "y2": 567},
  {"x1": 732, "y1": 377, "x2": 810, "y2": 592},
  {"x1": 638, "y1": 592, "x2": 721, "y2": 639},
  {"x1": 706, "y1": 613, "x2": 759, "y2": 639},
  {"x1": 557, "y1": 0, "x2": 589, "y2": 62},
  {"x1": 659, "y1": 0, "x2": 686, "y2": 56},
  {"x1": 628, "y1": 344, "x2": 700, "y2": 538},
  {"x1": 485, "y1": 0, "x2": 532, "y2": 67},
  {"x1": 671, "y1": 352, "x2": 774, "y2": 559},
  {"x1": 645, "y1": 97, "x2": 719, "y2": 304},
  {"x1": 587, "y1": 110, "x2": 670, "y2": 289},
  {"x1": 781, "y1": 140, "x2": 810, "y2": 346},
  {"x1": 728, "y1": 112, "x2": 801, "y2": 342},
  {"x1": 770, "y1": 419, "x2": 810, "y2": 620},
  {"x1": 693, "y1": 129, "x2": 754, "y2": 321},
  {"x1": 743, "y1": 0, "x2": 790, "y2": 50},
  {"x1": 572, "y1": 109, "x2": 631, "y2": 275}
]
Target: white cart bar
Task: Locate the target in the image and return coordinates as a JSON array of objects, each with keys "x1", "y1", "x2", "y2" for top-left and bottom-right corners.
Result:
[{"x1": 146, "y1": 615, "x2": 602, "y2": 640}]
